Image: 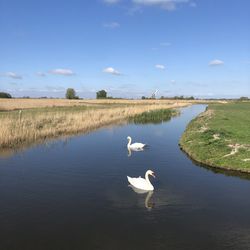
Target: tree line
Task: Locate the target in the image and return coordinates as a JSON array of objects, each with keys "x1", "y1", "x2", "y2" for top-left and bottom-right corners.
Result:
[
  {"x1": 0, "y1": 89, "x2": 249, "y2": 101},
  {"x1": 65, "y1": 88, "x2": 107, "y2": 99}
]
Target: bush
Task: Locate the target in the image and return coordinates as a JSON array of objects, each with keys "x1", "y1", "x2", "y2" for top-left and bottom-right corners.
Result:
[{"x1": 0, "y1": 92, "x2": 12, "y2": 98}]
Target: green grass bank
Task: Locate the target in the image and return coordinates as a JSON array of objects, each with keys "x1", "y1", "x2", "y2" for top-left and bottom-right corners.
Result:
[{"x1": 180, "y1": 102, "x2": 250, "y2": 173}]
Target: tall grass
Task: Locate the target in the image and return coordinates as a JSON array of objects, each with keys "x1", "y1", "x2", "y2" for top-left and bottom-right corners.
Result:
[{"x1": 129, "y1": 109, "x2": 178, "y2": 124}]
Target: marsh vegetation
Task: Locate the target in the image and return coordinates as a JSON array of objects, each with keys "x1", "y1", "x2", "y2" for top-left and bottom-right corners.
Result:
[
  {"x1": 0, "y1": 98, "x2": 190, "y2": 149},
  {"x1": 129, "y1": 109, "x2": 178, "y2": 124}
]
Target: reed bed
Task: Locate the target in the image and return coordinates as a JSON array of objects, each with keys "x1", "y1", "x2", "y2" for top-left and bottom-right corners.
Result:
[
  {"x1": 0, "y1": 98, "x2": 203, "y2": 111},
  {"x1": 0, "y1": 102, "x2": 189, "y2": 149}
]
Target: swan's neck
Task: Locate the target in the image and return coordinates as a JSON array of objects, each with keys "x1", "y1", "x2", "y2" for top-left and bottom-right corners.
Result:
[
  {"x1": 145, "y1": 172, "x2": 152, "y2": 185},
  {"x1": 127, "y1": 138, "x2": 132, "y2": 148}
]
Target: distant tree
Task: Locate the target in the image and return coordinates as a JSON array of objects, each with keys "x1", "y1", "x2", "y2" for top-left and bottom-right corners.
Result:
[
  {"x1": 141, "y1": 96, "x2": 146, "y2": 100},
  {"x1": 96, "y1": 90, "x2": 107, "y2": 99},
  {"x1": 239, "y1": 96, "x2": 249, "y2": 101},
  {"x1": 0, "y1": 92, "x2": 12, "y2": 98},
  {"x1": 66, "y1": 88, "x2": 78, "y2": 99}
]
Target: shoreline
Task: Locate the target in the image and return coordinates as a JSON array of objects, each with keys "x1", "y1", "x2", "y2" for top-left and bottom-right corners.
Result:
[
  {"x1": 179, "y1": 102, "x2": 250, "y2": 174},
  {"x1": 179, "y1": 145, "x2": 250, "y2": 174}
]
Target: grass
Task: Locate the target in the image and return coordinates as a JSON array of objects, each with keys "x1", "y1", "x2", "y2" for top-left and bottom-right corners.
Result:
[
  {"x1": 0, "y1": 98, "x2": 191, "y2": 151},
  {"x1": 180, "y1": 102, "x2": 250, "y2": 172},
  {"x1": 129, "y1": 109, "x2": 178, "y2": 124}
]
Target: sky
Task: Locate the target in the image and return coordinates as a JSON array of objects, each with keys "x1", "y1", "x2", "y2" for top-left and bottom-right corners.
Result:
[{"x1": 0, "y1": 0, "x2": 249, "y2": 99}]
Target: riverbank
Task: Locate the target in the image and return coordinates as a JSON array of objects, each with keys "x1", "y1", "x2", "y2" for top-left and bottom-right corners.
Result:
[
  {"x1": 0, "y1": 99, "x2": 190, "y2": 150},
  {"x1": 180, "y1": 102, "x2": 250, "y2": 173}
]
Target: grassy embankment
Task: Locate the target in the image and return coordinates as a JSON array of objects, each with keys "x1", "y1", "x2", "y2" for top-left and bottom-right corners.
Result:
[
  {"x1": 0, "y1": 98, "x2": 191, "y2": 150},
  {"x1": 180, "y1": 102, "x2": 250, "y2": 173}
]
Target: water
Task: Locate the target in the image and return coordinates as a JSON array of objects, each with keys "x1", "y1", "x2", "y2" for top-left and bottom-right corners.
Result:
[{"x1": 1, "y1": 105, "x2": 250, "y2": 250}]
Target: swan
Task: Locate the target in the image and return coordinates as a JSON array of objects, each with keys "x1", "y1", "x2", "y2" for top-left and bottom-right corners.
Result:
[
  {"x1": 127, "y1": 170, "x2": 155, "y2": 191},
  {"x1": 127, "y1": 136, "x2": 146, "y2": 150}
]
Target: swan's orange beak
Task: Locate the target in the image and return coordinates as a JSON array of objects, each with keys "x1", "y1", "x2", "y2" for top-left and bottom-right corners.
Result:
[{"x1": 151, "y1": 172, "x2": 156, "y2": 178}]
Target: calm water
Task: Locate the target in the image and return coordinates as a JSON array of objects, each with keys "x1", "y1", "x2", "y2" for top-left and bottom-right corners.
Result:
[{"x1": 1, "y1": 105, "x2": 250, "y2": 250}]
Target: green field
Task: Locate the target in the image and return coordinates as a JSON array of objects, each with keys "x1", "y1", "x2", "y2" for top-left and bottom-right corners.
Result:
[{"x1": 180, "y1": 102, "x2": 250, "y2": 172}]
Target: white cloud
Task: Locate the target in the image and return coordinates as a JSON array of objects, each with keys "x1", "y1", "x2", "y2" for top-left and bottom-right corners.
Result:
[
  {"x1": 103, "y1": 22, "x2": 120, "y2": 29},
  {"x1": 49, "y1": 68, "x2": 75, "y2": 76},
  {"x1": 132, "y1": 0, "x2": 190, "y2": 11},
  {"x1": 160, "y1": 42, "x2": 171, "y2": 46},
  {"x1": 36, "y1": 72, "x2": 46, "y2": 77},
  {"x1": 171, "y1": 80, "x2": 176, "y2": 84},
  {"x1": 155, "y1": 64, "x2": 166, "y2": 70},
  {"x1": 103, "y1": 0, "x2": 120, "y2": 4},
  {"x1": 103, "y1": 67, "x2": 121, "y2": 75},
  {"x1": 2, "y1": 72, "x2": 23, "y2": 79},
  {"x1": 209, "y1": 59, "x2": 224, "y2": 66}
]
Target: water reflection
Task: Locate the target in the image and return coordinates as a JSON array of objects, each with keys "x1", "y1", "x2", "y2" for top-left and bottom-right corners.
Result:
[
  {"x1": 181, "y1": 148, "x2": 250, "y2": 181},
  {"x1": 129, "y1": 185, "x2": 155, "y2": 210},
  {"x1": 127, "y1": 147, "x2": 144, "y2": 157}
]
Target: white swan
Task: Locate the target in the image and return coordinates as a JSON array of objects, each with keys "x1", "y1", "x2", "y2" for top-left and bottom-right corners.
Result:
[
  {"x1": 127, "y1": 136, "x2": 146, "y2": 150},
  {"x1": 127, "y1": 170, "x2": 155, "y2": 191}
]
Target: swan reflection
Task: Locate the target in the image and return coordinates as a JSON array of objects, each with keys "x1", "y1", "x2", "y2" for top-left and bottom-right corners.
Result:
[
  {"x1": 129, "y1": 185, "x2": 155, "y2": 210},
  {"x1": 127, "y1": 147, "x2": 144, "y2": 157}
]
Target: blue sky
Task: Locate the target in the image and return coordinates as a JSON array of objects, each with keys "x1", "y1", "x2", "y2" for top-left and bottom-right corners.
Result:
[{"x1": 0, "y1": 0, "x2": 249, "y2": 98}]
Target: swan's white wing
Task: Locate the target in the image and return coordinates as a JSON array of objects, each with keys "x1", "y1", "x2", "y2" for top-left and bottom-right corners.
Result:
[
  {"x1": 130, "y1": 142, "x2": 146, "y2": 149},
  {"x1": 129, "y1": 147, "x2": 144, "y2": 152},
  {"x1": 127, "y1": 176, "x2": 149, "y2": 190}
]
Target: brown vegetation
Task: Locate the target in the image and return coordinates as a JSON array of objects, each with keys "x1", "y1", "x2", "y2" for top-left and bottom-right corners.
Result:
[
  {"x1": 0, "y1": 99, "x2": 190, "y2": 149},
  {"x1": 0, "y1": 98, "x2": 206, "y2": 111}
]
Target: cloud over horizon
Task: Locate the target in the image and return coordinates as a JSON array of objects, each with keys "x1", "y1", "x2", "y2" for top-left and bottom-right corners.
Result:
[
  {"x1": 2, "y1": 72, "x2": 23, "y2": 79},
  {"x1": 155, "y1": 64, "x2": 166, "y2": 70},
  {"x1": 49, "y1": 68, "x2": 75, "y2": 76},
  {"x1": 209, "y1": 59, "x2": 224, "y2": 66},
  {"x1": 103, "y1": 67, "x2": 121, "y2": 75}
]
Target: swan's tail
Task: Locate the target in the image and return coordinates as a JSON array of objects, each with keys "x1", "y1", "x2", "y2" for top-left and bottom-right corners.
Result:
[{"x1": 127, "y1": 176, "x2": 133, "y2": 185}]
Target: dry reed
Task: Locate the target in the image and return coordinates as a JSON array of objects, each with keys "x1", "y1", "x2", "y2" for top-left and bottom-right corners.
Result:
[
  {"x1": 0, "y1": 101, "x2": 189, "y2": 149},
  {"x1": 0, "y1": 98, "x2": 204, "y2": 111}
]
